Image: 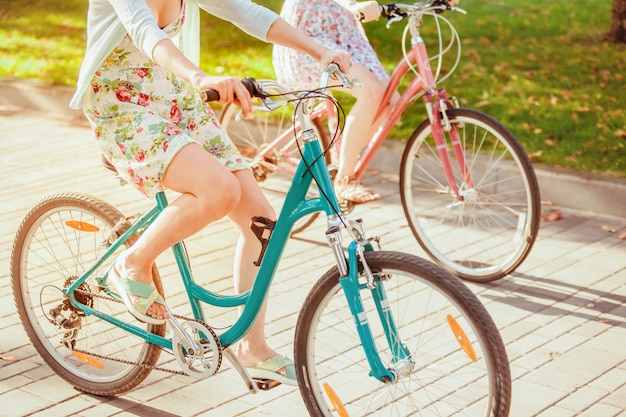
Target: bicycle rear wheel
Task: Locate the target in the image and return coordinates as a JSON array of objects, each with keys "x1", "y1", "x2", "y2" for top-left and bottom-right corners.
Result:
[
  {"x1": 295, "y1": 251, "x2": 511, "y2": 416},
  {"x1": 11, "y1": 193, "x2": 165, "y2": 396},
  {"x1": 400, "y1": 108, "x2": 540, "y2": 282},
  {"x1": 220, "y1": 96, "x2": 332, "y2": 234}
]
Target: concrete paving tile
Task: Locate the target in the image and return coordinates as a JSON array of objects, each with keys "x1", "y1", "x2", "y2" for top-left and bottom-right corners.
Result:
[
  {"x1": 524, "y1": 360, "x2": 600, "y2": 393},
  {"x1": 570, "y1": 319, "x2": 617, "y2": 339},
  {"x1": 554, "y1": 385, "x2": 610, "y2": 414},
  {"x1": 557, "y1": 344, "x2": 625, "y2": 376},
  {"x1": 21, "y1": 375, "x2": 84, "y2": 403},
  {"x1": 588, "y1": 367, "x2": 626, "y2": 392},
  {"x1": 509, "y1": 379, "x2": 568, "y2": 416},
  {"x1": 0, "y1": 358, "x2": 41, "y2": 380},
  {"x1": 603, "y1": 385, "x2": 626, "y2": 410},
  {"x1": 510, "y1": 347, "x2": 554, "y2": 371},
  {"x1": 540, "y1": 331, "x2": 587, "y2": 356},
  {"x1": 28, "y1": 396, "x2": 99, "y2": 417},
  {"x1": 577, "y1": 403, "x2": 624, "y2": 417},
  {"x1": 0, "y1": 374, "x2": 32, "y2": 394},
  {"x1": 0, "y1": 389, "x2": 54, "y2": 417},
  {"x1": 534, "y1": 405, "x2": 577, "y2": 417},
  {"x1": 71, "y1": 403, "x2": 124, "y2": 417}
]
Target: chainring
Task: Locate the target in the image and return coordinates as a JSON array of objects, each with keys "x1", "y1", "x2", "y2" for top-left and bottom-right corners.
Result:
[{"x1": 172, "y1": 320, "x2": 222, "y2": 379}]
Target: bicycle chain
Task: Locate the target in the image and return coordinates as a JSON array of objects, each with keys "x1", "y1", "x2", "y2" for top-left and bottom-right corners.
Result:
[
  {"x1": 70, "y1": 288, "x2": 220, "y2": 376},
  {"x1": 71, "y1": 347, "x2": 189, "y2": 376}
]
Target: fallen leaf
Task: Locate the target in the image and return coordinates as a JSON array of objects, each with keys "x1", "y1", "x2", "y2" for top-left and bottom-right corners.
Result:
[
  {"x1": 602, "y1": 225, "x2": 616, "y2": 233},
  {"x1": 619, "y1": 231, "x2": 626, "y2": 240},
  {"x1": 542, "y1": 211, "x2": 563, "y2": 222},
  {"x1": 528, "y1": 150, "x2": 543, "y2": 159},
  {"x1": 0, "y1": 354, "x2": 18, "y2": 363}
]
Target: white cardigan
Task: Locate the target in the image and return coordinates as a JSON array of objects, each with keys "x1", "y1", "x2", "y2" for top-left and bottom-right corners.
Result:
[{"x1": 69, "y1": 0, "x2": 279, "y2": 109}]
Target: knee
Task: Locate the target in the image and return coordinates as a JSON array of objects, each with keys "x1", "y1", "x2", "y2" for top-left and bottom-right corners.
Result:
[
  {"x1": 354, "y1": 79, "x2": 386, "y2": 106},
  {"x1": 369, "y1": 79, "x2": 387, "y2": 99},
  {"x1": 197, "y1": 175, "x2": 242, "y2": 216}
]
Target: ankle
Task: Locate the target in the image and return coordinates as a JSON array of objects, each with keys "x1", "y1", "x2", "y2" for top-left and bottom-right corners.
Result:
[{"x1": 116, "y1": 251, "x2": 152, "y2": 283}]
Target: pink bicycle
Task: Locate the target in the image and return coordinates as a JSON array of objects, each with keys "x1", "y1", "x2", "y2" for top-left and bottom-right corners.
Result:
[{"x1": 220, "y1": 1, "x2": 540, "y2": 282}]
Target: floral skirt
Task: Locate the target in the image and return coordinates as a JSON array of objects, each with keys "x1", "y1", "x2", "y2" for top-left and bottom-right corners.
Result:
[
  {"x1": 82, "y1": 36, "x2": 248, "y2": 198},
  {"x1": 273, "y1": 0, "x2": 389, "y2": 88}
]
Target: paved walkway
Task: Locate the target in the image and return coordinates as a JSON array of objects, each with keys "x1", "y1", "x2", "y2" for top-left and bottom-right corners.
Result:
[{"x1": 1, "y1": 106, "x2": 625, "y2": 417}]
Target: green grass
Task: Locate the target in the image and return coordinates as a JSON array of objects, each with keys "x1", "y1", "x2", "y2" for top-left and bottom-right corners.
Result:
[{"x1": 1, "y1": 0, "x2": 624, "y2": 176}]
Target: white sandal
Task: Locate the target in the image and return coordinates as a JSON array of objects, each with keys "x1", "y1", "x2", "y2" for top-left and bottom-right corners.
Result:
[{"x1": 335, "y1": 176, "x2": 381, "y2": 204}]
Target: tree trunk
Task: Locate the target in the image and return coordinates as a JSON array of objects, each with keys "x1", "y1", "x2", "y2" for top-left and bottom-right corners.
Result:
[{"x1": 611, "y1": 0, "x2": 626, "y2": 42}]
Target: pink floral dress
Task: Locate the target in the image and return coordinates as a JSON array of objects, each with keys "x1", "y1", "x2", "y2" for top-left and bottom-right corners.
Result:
[
  {"x1": 82, "y1": 3, "x2": 248, "y2": 198},
  {"x1": 273, "y1": 0, "x2": 388, "y2": 88}
]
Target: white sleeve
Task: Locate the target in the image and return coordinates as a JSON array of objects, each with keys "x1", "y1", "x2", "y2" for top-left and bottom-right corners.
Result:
[{"x1": 198, "y1": 0, "x2": 280, "y2": 41}]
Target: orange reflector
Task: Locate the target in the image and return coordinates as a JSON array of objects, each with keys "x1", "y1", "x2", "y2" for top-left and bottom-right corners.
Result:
[
  {"x1": 323, "y1": 382, "x2": 350, "y2": 417},
  {"x1": 72, "y1": 351, "x2": 105, "y2": 369},
  {"x1": 66, "y1": 221, "x2": 100, "y2": 232},
  {"x1": 447, "y1": 314, "x2": 478, "y2": 362}
]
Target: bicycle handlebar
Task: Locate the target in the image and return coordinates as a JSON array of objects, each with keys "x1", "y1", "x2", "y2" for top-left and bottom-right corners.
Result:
[
  {"x1": 201, "y1": 64, "x2": 354, "y2": 107},
  {"x1": 357, "y1": 2, "x2": 466, "y2": 23},
  {"x1": 200, "y1": 77, "x2": 267, "y2": 103}
]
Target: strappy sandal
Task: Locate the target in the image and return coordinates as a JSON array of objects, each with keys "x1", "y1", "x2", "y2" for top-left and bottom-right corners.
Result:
[
  {"x1": 246, "y1": 355, "x2": 297, "y2": 386},
  {"x1": 335, "y1": 176, "x2": 381, "y2": 204},
  {"x1": 105, "y1": 265, "x2": 167, "y2": 325}
]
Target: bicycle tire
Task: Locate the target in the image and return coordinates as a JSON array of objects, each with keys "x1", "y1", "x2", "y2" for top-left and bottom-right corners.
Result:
[
  {"x1": 11, "y1": 193, "x2": 166, "y2": 396},
  {"x1": 219, "y1": 97, "x2": 332, "y2": 234},
  {"x1": 400, "y1": 108, "x2": 540, "y2": 282},
  {"x1": 295, "y1": 250, "x2": 511, "y2": 416}
]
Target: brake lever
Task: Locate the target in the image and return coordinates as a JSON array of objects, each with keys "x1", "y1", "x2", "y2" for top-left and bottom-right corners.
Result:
[
  {"x1": 327, "y1": 64, "x2": 359, "y2": 89},
  {"x1": 233, "y1": 97, "x2": 287, "y2": 122},
  {"x1": 453, "y1": 6, "x2": 467, "y2": 15},
  {"x1": 386, "y1": 15, "x2": 404, "y2": 29}
]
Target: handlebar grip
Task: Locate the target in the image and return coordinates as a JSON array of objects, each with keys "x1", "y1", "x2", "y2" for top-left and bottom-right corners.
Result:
[{"x1": 201, "y1": 77, "x2": 260, "y2": 102}]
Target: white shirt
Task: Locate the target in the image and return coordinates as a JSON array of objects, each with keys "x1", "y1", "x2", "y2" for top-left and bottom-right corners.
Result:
[{"x1": 69, "y1": 0, "x2": 279, "y2": 109}]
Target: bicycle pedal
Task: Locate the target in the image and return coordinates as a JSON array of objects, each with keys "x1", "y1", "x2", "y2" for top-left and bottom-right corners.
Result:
[{"x1": 253, "y1": 378, "x2": 281, "y2": 391}]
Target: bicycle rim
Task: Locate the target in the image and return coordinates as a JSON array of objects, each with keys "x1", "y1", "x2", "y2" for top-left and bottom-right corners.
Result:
[
  {"x1": 11, "y1": 193, "x2": 165, "y2": 395},
  {"x1": 219, "y1": 97, "x2": 332, "y2": 234},
  {"x1": 295, "y1": 251, "x2": 511, "y2": 417},
  {"x1": 400, "y1": 108, "x2": 540, "y2": 282}
]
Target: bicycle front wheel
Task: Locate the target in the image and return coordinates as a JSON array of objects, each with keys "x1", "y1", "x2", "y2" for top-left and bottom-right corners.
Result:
[
  {"x1": 400, "y1": 108, "x2": 540, "y2": 282},
  {"x1": 220, "y1": 97, "x2": 332, "y2": 234},
  {"x1": 295, "y1": 251, "x2": 511, "y2": 417},
  {"x1": 11, "y1": 193, "x2": 165, "y2": 396}
]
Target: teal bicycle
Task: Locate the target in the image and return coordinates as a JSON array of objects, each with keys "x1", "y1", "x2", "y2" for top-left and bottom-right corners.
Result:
[{"x1": 11, "y1": 64, "x2": 511, "y2": 416}]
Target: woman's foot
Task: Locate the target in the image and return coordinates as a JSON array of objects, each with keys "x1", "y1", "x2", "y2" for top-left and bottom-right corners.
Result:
[
  {"x1": 237, "y1": 342, "x2": 297, "y2": 386},
  {"x1": 335, "y1": 176, "x2": 381, "y2": 204},
  {"x1": 108, "y1": 255, "x2": 169, "y2": 324}
]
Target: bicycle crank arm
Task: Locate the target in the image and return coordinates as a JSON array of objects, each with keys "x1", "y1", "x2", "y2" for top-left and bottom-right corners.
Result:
[
  {"x1": 223, "y1": 347, "x2": 260, "y2": 394},
  {"x1": 165, "y1": 305, "x2": 201, "y2": 354}
]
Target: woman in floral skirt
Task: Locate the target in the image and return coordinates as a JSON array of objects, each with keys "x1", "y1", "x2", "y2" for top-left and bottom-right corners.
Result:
[
  {"x1": 273, "y1": 0, "x2": 389, "y2": 203},
  {"x1": 69, "y1": 0, "x2": 350, "y2": 386}
]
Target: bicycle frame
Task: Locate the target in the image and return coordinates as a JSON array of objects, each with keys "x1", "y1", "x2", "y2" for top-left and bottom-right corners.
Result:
[
  {"x1": 348, "y1": 8, "x2": 474, "y2": 198},
  {"x1": 64, "y1": 78, "x2": 407, "y2": 383},
  {"x1": 244, "y1": 102, "x2": 329, "y2": 177}
]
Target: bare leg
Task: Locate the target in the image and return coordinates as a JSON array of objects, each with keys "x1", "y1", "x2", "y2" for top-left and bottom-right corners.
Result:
[
  {"x1": 336, "y1": 63, "x2": 387, "y2": 179},
  {"x1": 227, "y1": 170, "x2": 280, "y2": 366},
  {"x1": 115, "y1": 143, "x2": 243, "y2": 320}
]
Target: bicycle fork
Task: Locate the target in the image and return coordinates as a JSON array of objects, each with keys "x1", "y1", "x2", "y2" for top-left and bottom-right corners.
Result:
[
  {"x1": 425, "y1": 90, "x2": 475, "y2": 199},
  {"x1": 325, "y1": 220, "x2": 412, "y2": 384}
]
